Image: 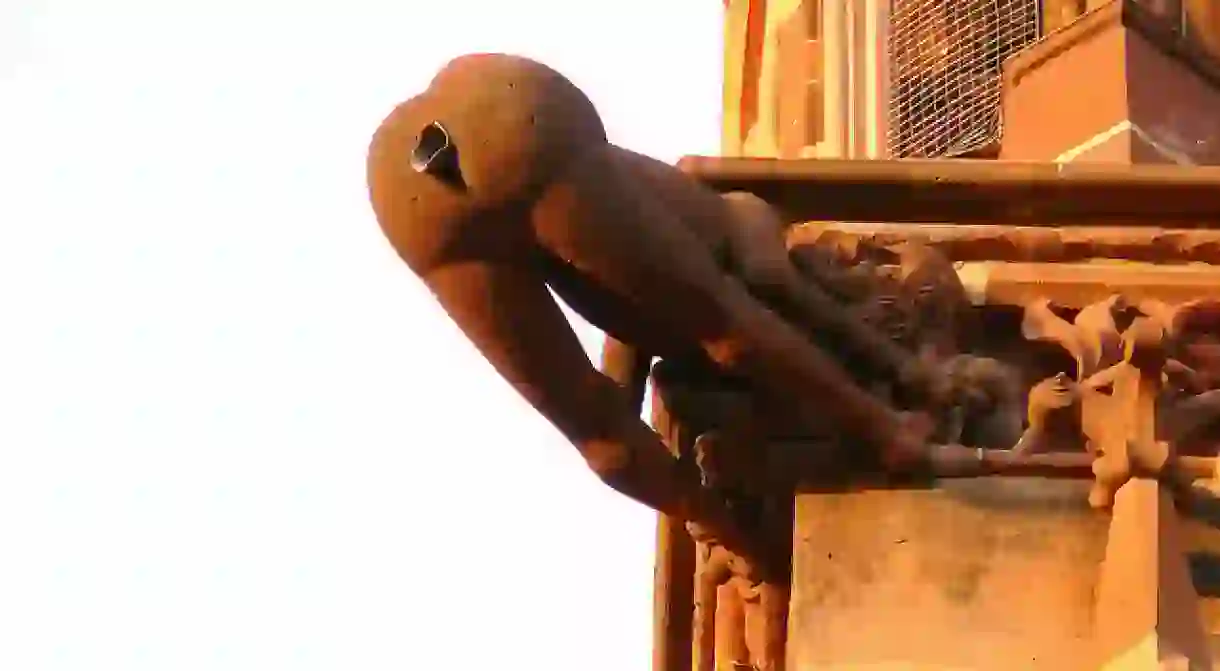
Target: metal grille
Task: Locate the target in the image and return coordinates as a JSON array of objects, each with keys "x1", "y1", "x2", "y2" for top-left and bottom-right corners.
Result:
[{"x1": 887, "y1": 0, "x2": 1040, "y2": 158}]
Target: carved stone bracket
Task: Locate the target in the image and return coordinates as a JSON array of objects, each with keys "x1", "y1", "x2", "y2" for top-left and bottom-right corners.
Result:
[
  {"x1": 1014, "y1": 295, "x2": 1215, "y2": 510},
  {"x1": 1078, "y1": 316, "x2": 1197, "y2": 510}
]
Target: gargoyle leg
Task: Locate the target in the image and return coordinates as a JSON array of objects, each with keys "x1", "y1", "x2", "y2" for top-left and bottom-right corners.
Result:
[{"x1": 532, "y1": 145, "x2": 919, "y2": 461}]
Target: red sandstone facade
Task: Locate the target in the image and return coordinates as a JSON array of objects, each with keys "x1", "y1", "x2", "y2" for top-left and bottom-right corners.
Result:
[{"x1": 639, "y1": 2, "x2": 1220, "y2": 668}]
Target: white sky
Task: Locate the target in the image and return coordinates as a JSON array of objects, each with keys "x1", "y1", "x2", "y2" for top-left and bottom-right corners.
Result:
[{"x1": 0, "y1": 1, "x2": 723, "y2": 668}]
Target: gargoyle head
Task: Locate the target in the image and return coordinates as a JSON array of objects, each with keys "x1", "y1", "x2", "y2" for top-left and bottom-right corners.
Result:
[{"x1": 367, "y1": 53, "x2": 606, "y2": 274}]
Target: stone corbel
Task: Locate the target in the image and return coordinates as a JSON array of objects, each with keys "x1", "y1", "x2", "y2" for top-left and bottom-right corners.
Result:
[{"x1": 1082, "y1": 317, "x2": 1195, "y2": 510}]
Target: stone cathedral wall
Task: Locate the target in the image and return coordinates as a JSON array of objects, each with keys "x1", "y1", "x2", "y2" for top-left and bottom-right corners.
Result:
[{"x1": 721, "y1": 0, "x2": 826, "y2": 158}]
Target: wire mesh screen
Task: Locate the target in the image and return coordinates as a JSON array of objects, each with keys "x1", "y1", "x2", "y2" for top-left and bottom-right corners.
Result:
[{"x1": 886, "y1": 0, "x2": 1041, "y2": 158}]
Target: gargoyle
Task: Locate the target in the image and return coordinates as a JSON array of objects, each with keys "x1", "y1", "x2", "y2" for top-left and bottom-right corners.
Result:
[{"x1": 366, "y1": 53, "x2": 931, "y2": 564}]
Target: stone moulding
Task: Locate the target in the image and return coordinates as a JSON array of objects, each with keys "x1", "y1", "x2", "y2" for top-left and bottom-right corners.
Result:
[
  {"x1": 789, "y1": 222, "x2": 1220, "y2": 265},
  {"x1": 677, "y1": 155, "x2": 1220, "y2": 227}
]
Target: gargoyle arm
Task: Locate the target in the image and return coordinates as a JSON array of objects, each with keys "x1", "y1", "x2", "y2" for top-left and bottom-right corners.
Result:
[{"x1": 422, "y1": 259, "x2": 747, "y2": 546}]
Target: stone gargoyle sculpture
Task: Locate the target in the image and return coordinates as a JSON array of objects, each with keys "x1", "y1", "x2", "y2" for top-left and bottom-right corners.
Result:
[{"x1": 364, "y1": 53, "x2": 941, "y2": 569}]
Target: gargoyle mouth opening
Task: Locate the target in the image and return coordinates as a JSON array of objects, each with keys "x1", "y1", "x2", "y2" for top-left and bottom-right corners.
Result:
[{"x1": 410, "y1": 121, "x2": 466, "y2": 190}]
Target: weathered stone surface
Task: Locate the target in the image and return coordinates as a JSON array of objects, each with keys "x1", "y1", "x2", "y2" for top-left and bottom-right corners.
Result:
[{"x1": 789, "y1": 480, "x2": 1108, "y2": 669}]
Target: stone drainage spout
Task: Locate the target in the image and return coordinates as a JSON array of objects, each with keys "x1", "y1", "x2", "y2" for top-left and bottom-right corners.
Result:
[{"x1": 410, "y1": 121, "x2": 465, "y2": 189}]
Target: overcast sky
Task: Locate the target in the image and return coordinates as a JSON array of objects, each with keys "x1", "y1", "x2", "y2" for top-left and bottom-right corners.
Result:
[{"x1": 0, "y1": 1, "x2": 723, "y2": 668}]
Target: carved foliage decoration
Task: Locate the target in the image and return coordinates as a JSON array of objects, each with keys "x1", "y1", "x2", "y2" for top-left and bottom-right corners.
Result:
[{"x1": 1018, "y1": 295, "x2": 1220, "y2": 508}]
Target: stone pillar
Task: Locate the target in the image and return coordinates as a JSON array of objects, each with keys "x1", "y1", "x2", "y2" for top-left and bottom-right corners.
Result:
[
  {"x1": 859, "y1": 0, "x2": 889, "y2": 158},
  {"x1": 722, "y1": 0, "x2": 833, "y2": 158},
  {"x1": 1000, "y1": 0, "x2": 1220, "y2": 164},
  {"x1": 818, "y1": 0, "x2": 847, "y2": 157},
  {"x1": 645, "y1": 367, "x2": 696, "y2": 671},
  {"x1": 720, "y1": 0, "x2": 888, "y2": 159},
  {"x1": 1092, "y1": 479, "x2": 1212, "y2": 670},
  {"x1": 721, "y1": 0, "x2": 763, "y2": 155}
]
